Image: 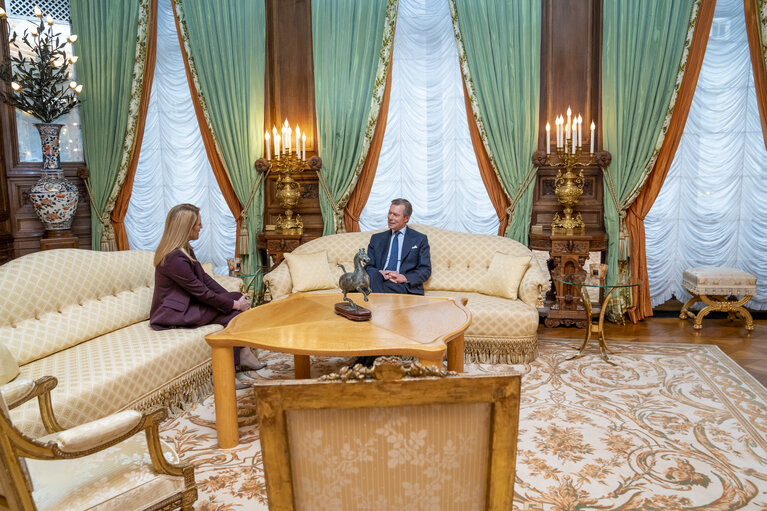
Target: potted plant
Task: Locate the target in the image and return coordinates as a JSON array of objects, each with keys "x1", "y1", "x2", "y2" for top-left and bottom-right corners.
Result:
[{"x1": 0, "y1": 6, "x2": 82, "y2": 233}]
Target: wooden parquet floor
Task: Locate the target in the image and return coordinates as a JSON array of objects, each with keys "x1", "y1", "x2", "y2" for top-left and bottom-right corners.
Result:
[{"x1": 538, "y1": 316, "x2": 767, "y2": 387}]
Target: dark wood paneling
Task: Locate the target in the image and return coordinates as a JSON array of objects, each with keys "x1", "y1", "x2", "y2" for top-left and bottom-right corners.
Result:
[
  {"x1": 265, "y1": 0, "x2": 317, "y2": 154},
  {"x1": 530, "y1": 166, "x2": 604, "y2": 230},
  {"x1": 533, "y1": 0, "x2": 604, "y2": 235},
  {"x1": 7, "y1": 169, "x2": 91, "y2": 256},
  {"x1": 539, "y1": 0, "x2": 602, "y2": 150},
  {"x1": 263, "y1": 170, "x2": 322, "y2": 236}
]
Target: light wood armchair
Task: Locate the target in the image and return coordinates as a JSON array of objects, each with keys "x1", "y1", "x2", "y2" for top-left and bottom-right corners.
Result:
[
  {"x1": 254, "y1": 359, "x2": 521, "y2": 510},
  {"x1": 0, "y1": 376, "x2": 197, "y2": 511}
]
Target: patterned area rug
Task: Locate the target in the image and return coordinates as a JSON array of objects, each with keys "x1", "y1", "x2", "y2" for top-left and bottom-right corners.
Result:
[{"x1": 159, "y1": 339, "x2": 767, "y2": 510}]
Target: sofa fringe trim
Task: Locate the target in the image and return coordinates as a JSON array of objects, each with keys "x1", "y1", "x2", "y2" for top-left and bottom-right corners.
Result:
[
  {"x1": 122, "y1": 361, "x2": 213, "y2": 418},
  {"x1": 464, "y1": 335, "x2": 538, "y2": 364}
]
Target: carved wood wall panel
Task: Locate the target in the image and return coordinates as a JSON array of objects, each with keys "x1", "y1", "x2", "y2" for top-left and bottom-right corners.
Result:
[
  {"x1": 263, "y1": 171, "x2": 322, "y2": 236},
  {"x1": 265, "y1": 0, "x2": 317, "y2": 155},
  {"x1": 533, "y1": 0, "x2": 604, "y2": 234}
]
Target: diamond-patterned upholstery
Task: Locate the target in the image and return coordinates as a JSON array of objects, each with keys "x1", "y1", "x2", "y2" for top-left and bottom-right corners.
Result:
[
  {"x1": 0, "y1": 249, "x2": 241, "y2": 437},
  {"x1": 264, "y1": 225, "x2": 548, "y2": 363}
]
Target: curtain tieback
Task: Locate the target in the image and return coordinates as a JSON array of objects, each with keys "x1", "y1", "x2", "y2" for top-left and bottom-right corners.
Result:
[
  {"x1": 316, "y1": 170, "x2": 340, "y2": 213},
  {"x1": 505, "y1": 164, "x2": 538, "y2": 224}
]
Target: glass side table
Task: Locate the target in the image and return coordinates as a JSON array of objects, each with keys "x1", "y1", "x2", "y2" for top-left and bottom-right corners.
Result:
[
  {"x1": 555, "y1": 278, "x2": 641, "y2": 365},
  {"x1": 234, "y1": 271, "x2": 265, "y2": 306}
]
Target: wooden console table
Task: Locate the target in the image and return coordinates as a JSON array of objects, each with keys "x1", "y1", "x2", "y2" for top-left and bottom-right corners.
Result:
[
  {"x1": 257, "y1": 231, "x2": 321, "y2": 271},
  {"x1": 529, "y1": 228, "x2": 607, "y2": 328}
]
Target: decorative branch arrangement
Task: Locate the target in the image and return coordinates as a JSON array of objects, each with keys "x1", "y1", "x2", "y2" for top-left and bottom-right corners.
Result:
[{"x1": 0, "y1": 6, "x2": 82, "y2": 123}]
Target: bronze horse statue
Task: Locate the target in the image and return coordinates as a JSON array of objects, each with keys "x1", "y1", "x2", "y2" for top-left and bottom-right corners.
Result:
[{"x1": 337, "y1": 248, "x2": 372, "y2": 311}]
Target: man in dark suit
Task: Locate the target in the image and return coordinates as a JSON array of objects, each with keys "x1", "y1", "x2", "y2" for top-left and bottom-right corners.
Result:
[{"x1": 365, "y1": 198, "x2": 431, "y2": 295}]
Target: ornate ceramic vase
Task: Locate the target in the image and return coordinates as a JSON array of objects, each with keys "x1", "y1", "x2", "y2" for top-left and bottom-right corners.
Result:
[{"x1": 29, "y1": 123, "x2": 79, "y2": 232}]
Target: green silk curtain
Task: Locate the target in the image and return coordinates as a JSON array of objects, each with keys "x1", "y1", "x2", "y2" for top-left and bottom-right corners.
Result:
[
  {"x1": 451, "y1": 0, "x2": 541, "y2": 244},
  {"x1": 175, "y1": 0, "x2": 265, "y2": 273},
  {"x1": 71, "y1": 0, "x2": 147, "y2": 250},
  {"x1": 601, "y1": 0, "x2": 696, "y2": 283},
  {"x1": 312, "y1": 0, "x2": 393, "y2": 235}
]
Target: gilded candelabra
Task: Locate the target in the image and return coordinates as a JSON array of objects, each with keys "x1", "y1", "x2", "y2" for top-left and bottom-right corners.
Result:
[
  {"x1": 549, "y1": 141, "x2": 592, "y2": 233},
  {"x1": 533, "y1": 109, "x2": 608, "y2": 233},
  {"x1": 270, "y1": 152, "x2": 305, "y2": 234}
]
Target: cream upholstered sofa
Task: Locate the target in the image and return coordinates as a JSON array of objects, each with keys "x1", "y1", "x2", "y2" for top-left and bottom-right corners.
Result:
[
  {"x1": 264, "y1": 225, "x2": 549, "y2": 364},
  {"x1": 0, "y1": 249, "x2": 241, "y2": 437}
]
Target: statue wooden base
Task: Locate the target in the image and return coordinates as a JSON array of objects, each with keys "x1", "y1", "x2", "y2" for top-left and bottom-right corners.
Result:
[{"x1": 334, "y1": 302, "x2": 372, "y2": 321}]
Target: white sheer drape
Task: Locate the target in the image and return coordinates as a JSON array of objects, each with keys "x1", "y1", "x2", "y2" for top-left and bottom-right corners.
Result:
[
  {"x1": 359, "y1": 0, "x2": 498, "y2": 233},
  {"x1": 125, "y1": 0, "x2": 235, "y2": 274},
  {"x1": 646, "y1": 0, "x2": 767, "y2": 310}
]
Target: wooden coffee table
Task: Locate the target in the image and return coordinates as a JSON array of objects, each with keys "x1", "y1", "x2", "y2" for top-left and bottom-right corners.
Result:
[{"x1": 205, "y1": 292, "x2": 472, "y2": 447}]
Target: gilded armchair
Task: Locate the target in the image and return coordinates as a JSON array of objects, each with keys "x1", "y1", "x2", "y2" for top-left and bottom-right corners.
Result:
[
  {"x1": 0, "y1": 376, "x2": 197, "y2": 511},
  {"x1": 254, "y1": 359, "x2": 522, "y2": 510}
]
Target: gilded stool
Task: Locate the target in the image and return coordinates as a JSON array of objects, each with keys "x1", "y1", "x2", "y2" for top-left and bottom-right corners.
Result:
[{"x1": 680, "y1": 267, "x2": 756, "y2": 331}]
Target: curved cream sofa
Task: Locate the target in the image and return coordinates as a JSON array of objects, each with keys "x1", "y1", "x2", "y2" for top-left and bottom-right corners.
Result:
[
  {"x1": 0, "y1": 249, "x2": 241, "y2": 437},
  {"x1": 264, "y1": 225, "x2": 548, "y2": 364}
]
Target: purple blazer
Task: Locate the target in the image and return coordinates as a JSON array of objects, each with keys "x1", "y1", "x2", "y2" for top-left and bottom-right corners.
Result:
[{"x1": 150, "y1": 248, "x2": 241, "y2": 331}]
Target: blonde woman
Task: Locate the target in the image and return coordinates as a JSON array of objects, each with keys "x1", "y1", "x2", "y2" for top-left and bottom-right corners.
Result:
[{"x1": 150, "y1": 204, "x2": 265, "y2": 376}]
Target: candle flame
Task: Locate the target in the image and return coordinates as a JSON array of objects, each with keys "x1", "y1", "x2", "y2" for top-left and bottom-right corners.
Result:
[
  {"x1": 590, "y1": 121, "x2": 596, "y2": 130},
  {"x1": 545, "y1": 122, "x2": 550, "y2": 130},
  {"x1": 567, "y1": 106, "x2": 571, "y2": 116},
  {"x1": 265, "y1": 132, "x2": 270, "y2": 140}
]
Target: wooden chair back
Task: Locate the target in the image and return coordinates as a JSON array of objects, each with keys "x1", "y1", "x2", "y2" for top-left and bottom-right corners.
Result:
[{"x1": 254, "y1": 369, "x2": 521, "y2": 510}]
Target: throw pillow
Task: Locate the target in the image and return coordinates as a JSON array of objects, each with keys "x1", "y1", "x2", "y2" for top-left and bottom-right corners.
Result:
[
  {"x1": 284, "y1": 251, "x2": 337, "y2": 292},
  {"x1": 478, "y1": 252, "x2": 532, "y2": 300},
  {"x1": 0, "y1": 342, "x2": 20, "y2": 385}
]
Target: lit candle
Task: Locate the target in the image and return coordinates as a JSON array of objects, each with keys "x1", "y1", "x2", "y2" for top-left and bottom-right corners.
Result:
[
  {"x1": 302, "y1": 133, "x2": 306, "y2": 159},
  {"x1": 287, "y1": 123, "x2": 292, "y2": 154},
  {"x1": 566, "y1": 106, "x2": 571, "y2": 130},
  {"x1": 265, "y1": 132, "x2": 271, "y2": 160},
  {"x1": 590, "y1": 121, "x2": 595, "y2": 153},
  {"x1": 572, "y1": 117, "x2": 576, "y2": 148},
  {"x1": 565, "y1": 117, "x2": 570, "y2": 144},
  {"x1": 276, "y1": 134, "x2": 281, "y2": 159},
  {"x1": 556, "y1": 117, "x2": 562, "y2": 148},
  {"x1": 272, "y1": 126, "x2": 278, "y2": 156},
  {"x1": 282, "y1": 119, "x2": 290, "y2": 154},
  {"x1": 296, "y1": 125, "x2": 301, "y2": 159},
  {"x1": 577, "y1": 115, "x2": 583, "y2": 148},
  {"x1": 545, "y1": 122, "x2": 550, "y2": 154}
]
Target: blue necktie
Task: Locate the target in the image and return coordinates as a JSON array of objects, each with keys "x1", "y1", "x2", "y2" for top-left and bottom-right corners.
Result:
[{"x1": 385, "y1": 231, "x2": 400, "y2": 271}]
